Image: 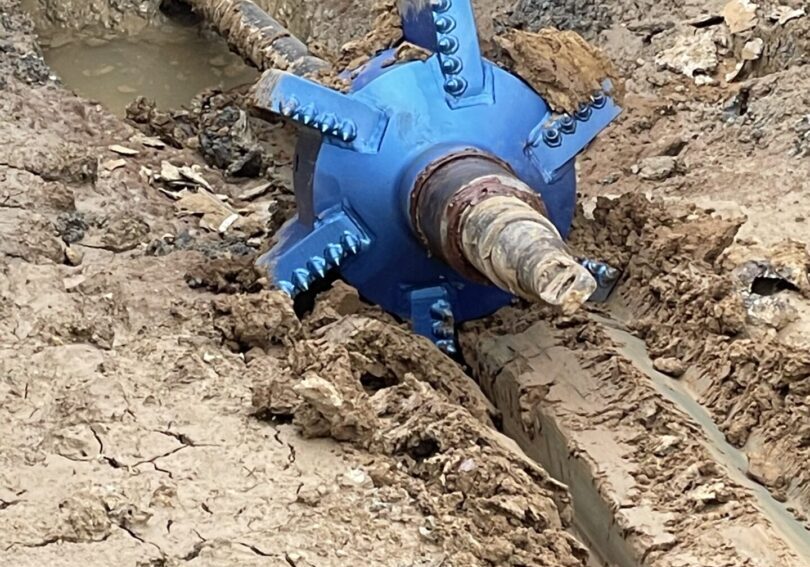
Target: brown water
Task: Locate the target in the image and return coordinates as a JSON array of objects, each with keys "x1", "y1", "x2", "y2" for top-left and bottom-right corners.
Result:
[{"x1": 34, "y1": 19, "x2": 258, "y2": 116}]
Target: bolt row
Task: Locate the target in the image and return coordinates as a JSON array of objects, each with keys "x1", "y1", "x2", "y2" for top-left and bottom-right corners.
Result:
[
  {"x1": 429, "y1": 298, "x2": 457, "y2": 354},
  {"x1": 278, "y1": 231, "x2": 365, "y2": 296},
  {"x1": 431, "y1": 0, "x2": 467, "y2": 97},
  {"x1": 530, "y1": 92, "x2": 608, "y2": 148},
  {"x1": 277, "y1": 96, "x2": 358, "y2": 142}
]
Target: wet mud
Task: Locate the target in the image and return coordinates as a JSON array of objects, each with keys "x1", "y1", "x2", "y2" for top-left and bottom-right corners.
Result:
[
  {"x1": 0, "y1": 1, "x2": 599, "y2": 565},
  {"x1": 492, "y1": 29, "x2": 623, "y2": 112},
  {"x1": 36, "y1": 22, "x2": 258, "y2": 116},
  {"x1": 4, "y1": 0, "x2": 810, "y2": 564},
  {"x1": 567, "y1": 195, "x2": 810, "y2": 520}
]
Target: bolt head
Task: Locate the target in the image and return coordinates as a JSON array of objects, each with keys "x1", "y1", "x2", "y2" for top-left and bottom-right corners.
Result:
[
  {"x1": 559, "y1": 115, "x2": 576, "y2": 134},
  {"x1": 440, "y1": 56, "x2": 462, "y2": 74},
  {"x1": 443, "y1": 77, "x2": 467, "y2": 96},
  {"x1": 591, "y1": 92, "x2": 607, "y2": 108},
  {"x1": 575, "y1": 103, "x2": 592, "y2": 121},
  {"x1": 431, "y1": 0, "x2": 451, "y2": 13},
  {"x1": 437, "y1": 36, "x2": 459, "y2": 54},
  {"x1": 543, "y1": 128, "x2": 562, "y2": 147},
  {"x1": 434, "y1": 16, "x2": 456, "y2": 33}
]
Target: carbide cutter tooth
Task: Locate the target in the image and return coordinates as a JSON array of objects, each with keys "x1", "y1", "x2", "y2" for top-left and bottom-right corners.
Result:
[
  {"x1": 325, "y1": 243, "x2": 345, "y2": 267},
  {"x1": 292, "y1": 268, "x2": 311, "y2": 292},
  {"x1": 278, "y1": 280, "x2": 296, "y2": 296},
  {"x1": 339, "y1": 121, "x2": 357, "y2": 142},
  {"x1": 307, "y1": 256, "x2": 327, "y2": 279},
  {"x1": 341, "y1": 232, "x2": 360, "y2": 255},
  {"x1": 430, "y1": 301, "x2": 453, "y2": 321},
  {"x1": 300, "y1": 104, "x2": 317, "y2": 126},
  {"x1": 319, "y1": 114, "x2": 337, "y2": 134}
]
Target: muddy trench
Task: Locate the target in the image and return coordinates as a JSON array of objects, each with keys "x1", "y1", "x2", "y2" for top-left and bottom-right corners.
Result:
[{"x1": 2, "y1": 0, "x2": 810, "y2": 566}]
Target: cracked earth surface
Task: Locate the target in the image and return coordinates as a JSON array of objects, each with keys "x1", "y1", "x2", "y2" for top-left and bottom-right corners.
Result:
[
  {"x1": 0, "y1": 2, "x2": 588, "y2": 565},
  {"x1": 5, "y1": 0, "x2": 810, "y2": 565}
]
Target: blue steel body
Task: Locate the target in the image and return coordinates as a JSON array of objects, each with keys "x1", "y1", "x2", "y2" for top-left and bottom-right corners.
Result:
[{"x1": 255, "y1": 0, "x2": 620, "y2": 343}]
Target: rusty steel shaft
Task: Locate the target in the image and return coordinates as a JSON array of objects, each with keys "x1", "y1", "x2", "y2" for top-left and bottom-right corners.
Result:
[{"x1": 411, "y1": 153, "x2": 597, "y2": 314}]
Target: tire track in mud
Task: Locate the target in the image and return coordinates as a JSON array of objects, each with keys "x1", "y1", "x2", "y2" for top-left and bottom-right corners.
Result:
[
  {"x1": 462, "y1": 308, "x2": 809, "y2": 566},
  {"x1": 461, "y1": 194, "x2": 810, "y2": 565},
  {"x1": 571, "y1": 194, "x2": 810, "y2": 521},
  {"x1": 594, "y1": 312, "x2": 810, "y2": 560}
]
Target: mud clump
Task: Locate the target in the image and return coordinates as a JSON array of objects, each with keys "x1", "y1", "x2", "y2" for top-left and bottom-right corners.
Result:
[
  {"x1": 338, "y1": 0, "x2": 402, "y2": 70},
  {"x1": 126, "y1": 95, "x2": 199, "y2": 148},
  {"x1": 27, "y1": 0, "x2": 162, "y2": 33},
  {"x1": 212, "y1": 289, "x2": 302, "y2": 352},
  {"x1": 309, "y1": 316, "x2": 495, "y2": 424},
  {"x1": 198, "y1": 92, "x2": 265, "y2": 177},
  {"x1": 252, "y1": 314, "x2": 588, "y2": 566},
  {"x1": 493, "y1": 29, "x2": 623, "y2": 112},
  {"x1": 184, "y1": 252, "x2": 266, "y2": 294}
]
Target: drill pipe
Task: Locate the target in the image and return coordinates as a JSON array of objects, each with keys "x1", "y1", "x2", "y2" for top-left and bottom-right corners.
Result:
[
  {"x1": 184, "y1": 0, "x2": 329, "y2": 75},
  {"x1": 411, "y1": 153, "x2": 597, "y2": 314}
]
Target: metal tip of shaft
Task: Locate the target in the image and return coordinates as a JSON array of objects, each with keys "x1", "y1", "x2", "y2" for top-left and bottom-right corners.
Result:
[
  {"x1": 460, "y1": 195, "x2": 597, "y2": 314},
  {"x1": 526, "y1": 254, "x2": 598, "y2": 314}
]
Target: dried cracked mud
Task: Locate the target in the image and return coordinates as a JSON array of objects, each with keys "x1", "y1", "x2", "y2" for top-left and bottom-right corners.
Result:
[{"x1": 3, "y1": 0, "x2": 810, "y2": 565}]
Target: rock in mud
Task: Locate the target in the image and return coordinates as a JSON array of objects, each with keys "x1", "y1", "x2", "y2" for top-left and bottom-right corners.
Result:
[
  {"x1": 198, "y1": 92, "x2": 265, "y2": 177},
  {"x1": 308, "y1": 280, "x2": 363, "y2": 327},
  {"x1": 723, "y1": 0, "x2": 759, "y2": 34},
  {"x1": 493, "y1": 28, "x2": 623, "y2": 113},
  {"x1": 126, "y1": 96, "x2": 198, "y2": 148},
  {"x1": 653, "y1": 356, "x2": 686, "y2": 377},
  {"x1": 98, "y1": 215, "x2": 150, "y2": 252},
  {"x1": 636, "y1": 155, "x2": 681, "y2": 180},
  {"x1": 655, "y1": 30, "x2": 719, "y2": 84},
  {"x1": 55, "y1": 211, "x2": 89, "y2": 244},
  {"x1": 63, "y1": 245, "x2": 84, "y2": 266},
  {"x1": 213, "y1": 290, "x2": 301, "y2": 352}
]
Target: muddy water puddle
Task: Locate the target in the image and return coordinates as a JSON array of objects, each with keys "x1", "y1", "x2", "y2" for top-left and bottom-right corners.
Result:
[
  {"x1": 590, "y1": 310, "x2": 810, "y2": 561},
  {"x1": 32, "y1": 19, "x2": 258, "y2": 116}
]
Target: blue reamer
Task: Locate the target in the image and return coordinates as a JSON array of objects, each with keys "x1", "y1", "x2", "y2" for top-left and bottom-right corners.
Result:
[{"x1": 253, "y1": 0, "x2": 620, "y2": 348}]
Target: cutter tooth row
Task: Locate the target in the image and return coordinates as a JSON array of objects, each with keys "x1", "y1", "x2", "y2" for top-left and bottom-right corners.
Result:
[
  {"x1": 278, "y1": 231, "x2": 369, "y2": 296},
  {"x1": 277, "y1": 96, "x2": 358, "y2": 142}
]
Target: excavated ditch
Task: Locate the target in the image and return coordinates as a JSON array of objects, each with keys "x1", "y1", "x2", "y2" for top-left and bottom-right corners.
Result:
[{"x1": 4, "y1": 0, "x2": 810, "y2": 565}]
